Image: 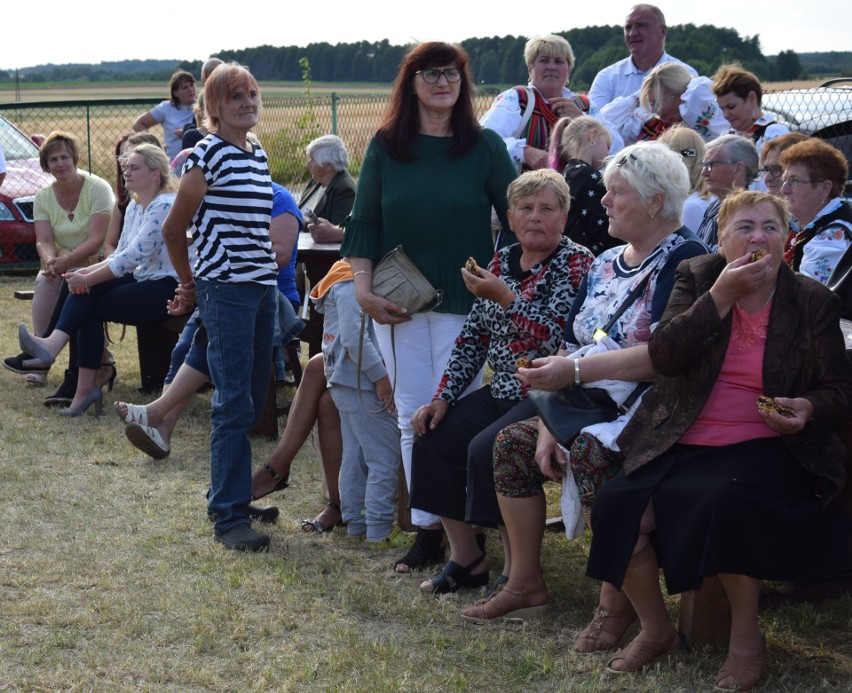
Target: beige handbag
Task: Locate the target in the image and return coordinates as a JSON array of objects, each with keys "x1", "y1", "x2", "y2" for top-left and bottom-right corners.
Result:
[
  {"x1": 371, "y1": 244, "x2": 443, "y2": 315},
  {"x1": 357, "y1": 245, "x2": 442, "y2": 412}
]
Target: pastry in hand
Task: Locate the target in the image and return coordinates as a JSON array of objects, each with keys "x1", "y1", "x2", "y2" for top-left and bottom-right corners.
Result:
[
  {"x1": 749, "y1": 249, "x2": 768, "y2": 263},
  {"x1": 756, "y1": 395, "x2": 795, "y2": 418},
  {"x1": 515, "y1": 356, "x2": 533, "y2": 371},
  {"x1": 465, "y1": 256, "x2": 482, "y2": 277}
]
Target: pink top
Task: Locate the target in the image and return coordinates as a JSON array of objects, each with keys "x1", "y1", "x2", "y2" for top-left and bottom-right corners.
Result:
[{"x1": 679, "y1": 300, "x2": 780, "y2": 446}]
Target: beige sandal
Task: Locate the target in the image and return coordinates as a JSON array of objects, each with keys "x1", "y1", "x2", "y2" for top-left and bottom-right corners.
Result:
[{"x1": 461, "y1": 585, "x2": 547, "y2": 624}]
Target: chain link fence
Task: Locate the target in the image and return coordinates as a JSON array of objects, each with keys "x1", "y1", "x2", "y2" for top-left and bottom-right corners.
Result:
[{"x1": 2, "y1": 87, "x2": 850, "y2": 270}]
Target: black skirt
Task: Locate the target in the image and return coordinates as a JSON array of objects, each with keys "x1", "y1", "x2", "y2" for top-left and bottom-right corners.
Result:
[{"x1": 587, "y1": 437, "x2": 852, "y2": 595}]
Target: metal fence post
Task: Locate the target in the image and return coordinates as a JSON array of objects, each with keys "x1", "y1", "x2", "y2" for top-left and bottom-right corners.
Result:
[{"x1": 331, "y1": 92, "x2": 338, "y2": 135}]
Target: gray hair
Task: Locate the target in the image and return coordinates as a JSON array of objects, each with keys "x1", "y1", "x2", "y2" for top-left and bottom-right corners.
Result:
[
  {"x1": 603, "y1": 141, "x2": 690, "y2": 220},
  {"x1": 705, "y1": 134, "x2": 759, "y2": 184},
  {"x1": 306, "y1": 135, "x2": 350, "y2": 171}
]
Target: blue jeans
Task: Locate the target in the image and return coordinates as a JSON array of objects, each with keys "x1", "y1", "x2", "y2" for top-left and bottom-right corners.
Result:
[{"x1": 195, "y1": 279, "x2": 277, "y2": 533}]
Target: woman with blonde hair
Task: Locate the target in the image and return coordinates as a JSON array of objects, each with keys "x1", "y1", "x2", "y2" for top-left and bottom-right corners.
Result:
[
  {"x1": 480, "y1": 34, "x2": 588, "y2": 171},
  {"x1": 557, "y1": 115, "x2": 620, "y2": 255},
  {"x1": 658, "y1": 125, "x2": 712, "y2": 233},
  {"x1": 18, "y1": 144, "x2": 181, "y2": 417}
]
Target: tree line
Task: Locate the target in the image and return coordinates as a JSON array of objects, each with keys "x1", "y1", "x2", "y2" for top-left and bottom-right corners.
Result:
[{"x1": 7, "y1": 27, "x2": 852, "y2": 91}]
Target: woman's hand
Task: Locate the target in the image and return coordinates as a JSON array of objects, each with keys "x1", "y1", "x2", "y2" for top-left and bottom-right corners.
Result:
[
  {"x1": 461, "y1": 266, "x2": 513, "y2": 305},
  {"x1": 167, "y1": 281, "x2": 196, "y2": 316},
  {"x1": 710, "y1": 252, "x2": 775, "y2": 312},
  {"x1": 758, "y1": 396, "x2": 812, "y2": 435},
  {"x1": 356, "y1": 290, "x2": 412, "y2": 325},
  {"x1": 307, "y1": 218, "x2": 344, "y2": 244},
  {"x1": 523, "y1": 146, "x2": 550, "y2": 170},
  {"x1": 535, "y1": 423, "x2": 566, "y2": 481},
  {"x1": 375, "y1": 375, "x2": 396, "y2": 416},
  {"x1": 63, "y1": 270, "x2": 89, "y2": 295},
  {"x1": 411, "y1": 399, "x2": 449, "y2": 435},
  {"x1": 549, "y1": 96, "x2": 585, "y2": 120},
  {"x1": 48, "y1": 255, "x2": 71, "y2": 277},
  {"x1": 517, "y1": 355, "x2": 575, "y2": 391}
]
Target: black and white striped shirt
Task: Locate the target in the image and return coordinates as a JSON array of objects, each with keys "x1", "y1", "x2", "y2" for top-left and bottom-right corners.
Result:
[{"x1": 185, "y1": 134, "x2": 276, "y2": 285}]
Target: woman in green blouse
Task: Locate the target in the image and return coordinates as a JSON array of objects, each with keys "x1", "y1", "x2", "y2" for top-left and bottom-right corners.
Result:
[{"x1": 341, "y1": 41, "x2": 517, "y2": 574}]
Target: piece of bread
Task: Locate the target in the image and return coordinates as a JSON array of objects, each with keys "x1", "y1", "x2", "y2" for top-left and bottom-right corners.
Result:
[
  {"x1": 515, "y1": 356, "x2": 533, "y2": 371},
  {"x1": 465, "y1": 256, "x2": 481, "y2": 277},
  {"x1": 756, "y1": 395, "x2": 795, "y2": 418}
]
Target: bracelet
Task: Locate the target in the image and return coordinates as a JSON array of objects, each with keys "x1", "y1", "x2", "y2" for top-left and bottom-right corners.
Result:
[
  {"x1": 573, "y1": 358, "x2": 582, "y2": 387},
  {"x1": 353, "y1": 270, "x2": 372, "y2": 279}
]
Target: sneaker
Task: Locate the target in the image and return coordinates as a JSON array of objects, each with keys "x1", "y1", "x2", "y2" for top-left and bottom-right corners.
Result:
[
  {"x1": 214, "y1": 524, "x2": 270, "y2": 552},
  {"x1": 366, "y1": 525, "x2": 415, "y2": 549},
  {"x1": 44, "y1": 370, "x2": 77, "y2": 407}
]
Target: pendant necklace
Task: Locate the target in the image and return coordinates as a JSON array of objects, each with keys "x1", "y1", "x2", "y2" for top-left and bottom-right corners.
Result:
[{"x1": 55, "y1": 176, "x2": 82, "y2": 221}]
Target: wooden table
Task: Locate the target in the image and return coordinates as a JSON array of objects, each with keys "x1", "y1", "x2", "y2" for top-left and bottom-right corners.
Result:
[{"x1": 297, "y1": 233, "x2": 341, "y2": 356}]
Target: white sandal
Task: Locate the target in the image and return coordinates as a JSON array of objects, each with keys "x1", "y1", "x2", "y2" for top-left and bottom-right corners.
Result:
[
  {"x1": 114, "y1": 401, "x2": 148, "y2": 426},
  {"x1": 124, "y1": 423, "x2": 170, "y2": 460}
]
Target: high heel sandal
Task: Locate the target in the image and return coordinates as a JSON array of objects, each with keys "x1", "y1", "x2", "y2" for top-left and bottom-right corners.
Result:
[
  {"x1": 98, "y1": 361, "x2": 118, "y2": 392},
  {"x1": 420, "y1": 553, "x2": 489, "y2": 595},
  {"x1": 58, "y1": 387, "x2": 103, "y2": 418}
]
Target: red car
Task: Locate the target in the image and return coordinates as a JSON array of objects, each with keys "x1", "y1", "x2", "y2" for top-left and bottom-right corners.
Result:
[{"x1": 0, "y1": 116, "x2": 53, "y2": 266}]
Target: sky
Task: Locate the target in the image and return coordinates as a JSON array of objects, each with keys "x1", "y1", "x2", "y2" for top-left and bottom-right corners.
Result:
[{"x1": 4, "y1": 0, "x2": 849, "y2": 71}]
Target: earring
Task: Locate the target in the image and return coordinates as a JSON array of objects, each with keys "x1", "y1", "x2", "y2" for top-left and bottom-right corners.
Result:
[{"x1": 591, "y1": 140, "x2": 596, "y2": 146}]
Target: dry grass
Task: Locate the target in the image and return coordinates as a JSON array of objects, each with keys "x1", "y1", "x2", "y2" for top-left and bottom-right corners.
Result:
[{"x1": 1, "y1": 272, "x2": 851, "y2": 691}]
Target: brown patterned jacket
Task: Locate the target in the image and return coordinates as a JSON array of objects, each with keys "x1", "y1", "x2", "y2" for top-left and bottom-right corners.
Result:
[{"x1": 617, "y1": 254, "x2": 852, "y2": 504}]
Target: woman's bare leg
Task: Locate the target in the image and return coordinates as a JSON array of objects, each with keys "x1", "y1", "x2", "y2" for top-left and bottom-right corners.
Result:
[
  {"x1": 497, "y1": 493, "x2": 546, "y2": 593},
  {"x1": 714, "y1": 574, "x2": 765, "y2": 690},
  {"x1": 252, "y1": 354, "x2": 336, "y2": 499}
]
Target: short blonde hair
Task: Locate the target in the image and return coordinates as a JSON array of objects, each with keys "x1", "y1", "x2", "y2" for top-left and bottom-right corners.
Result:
[
  {"x1": 125, "y1": 144, "x2": 178, "y2": 196},
  {"x1": 524, "y1": 34, "x2": 575, "y2": 73},
  {"x1": 639, "y1": 62, "x2": 691, "y2": 113},
  {"x1": 560, "y1": 116, "x2": 610, "y2": 160},
  {"x1": 658, "y1": 125, "x2": 709, "y2": 197},
  {"x1": 507, "y1": 168, "x2": 571, "y2": 214}
]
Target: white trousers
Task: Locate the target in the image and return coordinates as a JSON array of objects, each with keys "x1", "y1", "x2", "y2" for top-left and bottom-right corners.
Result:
[{"x1": 375, "y1": 311, "x2": 481, "y2": 528}]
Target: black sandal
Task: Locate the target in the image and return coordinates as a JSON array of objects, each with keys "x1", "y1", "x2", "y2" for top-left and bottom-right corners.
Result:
[
  {"x1": 252, "y1": 464, "x2": 289, "y2": 500},
  {"x1": 394, "y1": 527, "x2": 445, "y2": 573},
  {"x1": 300, "y1": 500, "x2": 343, "y2": 534},
  {"x1": 421, "y1": 553, "x2": 489, "y2": 595}
]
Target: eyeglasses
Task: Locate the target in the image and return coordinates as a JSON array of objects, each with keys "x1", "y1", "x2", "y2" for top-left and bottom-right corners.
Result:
[
  {"x1": 780, "y1": 177, "x2": 823, "y2": 189},
  {"x1": 416, "y1": 68, "x2": 462, "y2": 84},
  {"x1": 758, "y1": 165, "x2": 783, "y2": 178},
  {"x1": 701, "y1": 160, "x2": 739, "y2": 172},
  {"x1": 680, "y1": 148, "x2": 697, "y2": 158}
]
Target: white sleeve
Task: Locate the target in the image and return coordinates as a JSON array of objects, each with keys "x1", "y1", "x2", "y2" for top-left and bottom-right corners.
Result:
[
  {"x1": 800, "y1": 224, "x2": 852, "y2": 285},
  {"x1": 479, "y1": 88, "x2": 527, "y2": 167},
  {"x1": 0, "y1": 143, "x2": 7, "y2": 173},
  {"x1": 588, "y1": 68, "x2": 614, "y2": 114}
]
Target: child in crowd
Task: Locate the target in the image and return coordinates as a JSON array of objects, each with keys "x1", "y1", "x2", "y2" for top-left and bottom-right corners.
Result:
[{"x1": 310, "y1": 260, "x2": 404, "y2": 545}]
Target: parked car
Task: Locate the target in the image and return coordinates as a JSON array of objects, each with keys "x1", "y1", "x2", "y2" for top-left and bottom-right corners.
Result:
[
  {"x1": 763, "y1": 78, "x2": 852, "y2": 195},
  {"x1": 0, "y1": 116, "x2": 53, "y2": 266}
]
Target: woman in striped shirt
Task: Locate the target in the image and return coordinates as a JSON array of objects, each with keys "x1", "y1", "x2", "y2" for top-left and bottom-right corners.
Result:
[{"x1": 163, "y1": 63, "x2": 278, "y2": 553}]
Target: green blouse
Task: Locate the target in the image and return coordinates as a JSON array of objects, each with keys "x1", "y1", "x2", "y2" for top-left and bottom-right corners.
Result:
[{"x1": 341, "y1": 128, "x2": 516, "y2": 315}]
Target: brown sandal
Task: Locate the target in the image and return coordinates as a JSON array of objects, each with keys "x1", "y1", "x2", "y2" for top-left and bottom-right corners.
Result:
[
  {"x1": 606, "y1": 630, "x2": 681, "y2": 674},
  {"x1": 461, "y1": 585, "x2": 548, "y2": 624},
  {"x1": 574, "y1": 604, "x2": 638, "y2": 653},
  {"x1": 713, "y1": 640, "x2": 766, "y2": 691}
]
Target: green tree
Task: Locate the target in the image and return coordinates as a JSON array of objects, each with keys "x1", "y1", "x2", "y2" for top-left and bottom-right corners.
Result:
[{"x1": 775, "y1": 50, "x2": 804, "y2": 80}]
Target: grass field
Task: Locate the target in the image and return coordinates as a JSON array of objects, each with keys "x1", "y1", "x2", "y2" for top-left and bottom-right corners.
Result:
[{"x1": 1, "y1": 273, "x2": 851, "y2": 691}]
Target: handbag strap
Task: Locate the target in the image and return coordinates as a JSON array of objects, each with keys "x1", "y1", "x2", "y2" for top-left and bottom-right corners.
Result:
[
  {"x1": 599, "y1": 270, "x2": 653, "y2": 336},
  {"x1": 356, "y1": 312, "x2": 396, "y2": 414}
]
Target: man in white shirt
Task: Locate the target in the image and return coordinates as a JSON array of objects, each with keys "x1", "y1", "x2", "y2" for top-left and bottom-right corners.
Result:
[{"x1": 588, "y1": 4, "x2": 696, "y2": 112}]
